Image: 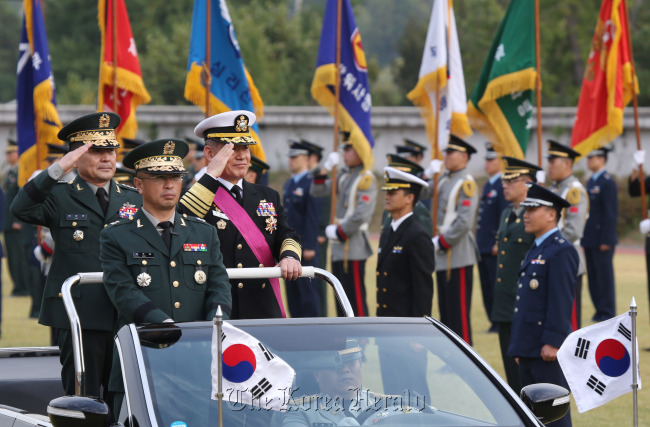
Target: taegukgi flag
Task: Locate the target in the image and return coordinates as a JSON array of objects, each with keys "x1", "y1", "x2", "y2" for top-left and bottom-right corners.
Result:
[
  {"x1": 212, "y1": 321, "x2": 295, "y2": 411},
  {"x1": 557, "y1": 312, "x2": 641, "y2": 413}
]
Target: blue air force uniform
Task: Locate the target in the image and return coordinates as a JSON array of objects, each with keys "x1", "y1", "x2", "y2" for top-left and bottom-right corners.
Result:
[{"x1": 581, "y1": 156, "x2": 618, "y2": 321}]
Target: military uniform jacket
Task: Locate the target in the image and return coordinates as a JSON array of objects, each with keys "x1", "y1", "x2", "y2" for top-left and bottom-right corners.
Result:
[
  {"x1": 282, "y1": 173, "x2": 323, "y2": 252},
  {"x1": 507, "y1": 230, "x2": 579, "y2": 358},
  {"x1": 2, "y1": 165, "x2": 19, "y2": 232},
  {"x1": 311, "y1": 165, "x2": 377, "y2": 262},
  {"x1": 476, "y1": 175, "x2": 508, "y2": 254},
  {"x1": 434, "y1": 168, "x2": 479, "y2": 271},
  {"x1": 581, "y1": 171, "x2": 618, "y2": 248},
  {"x1": 491, "y1": 206, "x2": 535, "y2": 323},
  {"x1": 179, "y1": 174, "x2": 301, "y2": 319},
  {"x1": 376, "y1": 215, "x2": 435, "y2": 317},
  {"x1": 10, "y1": 171, "x2": 142, "y2": 330},
  {"x1": 380, "y1": 201, "x2": 432, "y2": 238},
  {"x1": 100, "y1": 210, "x2": 231, "y2": 331},
  {"x1": 549, "y1": 175, "x2": 588, "y2": 275}
]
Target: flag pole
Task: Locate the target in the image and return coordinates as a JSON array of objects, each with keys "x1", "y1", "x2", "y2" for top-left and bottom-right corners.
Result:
[
  {"x1": 112, "y1": 0, "x2": 118, "y2": 115},
  {"x1": 621, "y1": 0, "x2": 646, "y2": 218},
  {"x1": 215, "y1": 306, "x2": 224, "y2": 427},
  {"x1": 534, "y1": 0, "x2": 543, "y2": 167},
  {"x1": 329, "y1": 0, "x2": 342, "y2": 224},
  {"x1": 431, "y1": 90, "x2": 440, "y2": 236},
  {"x1": 205, "y1": 0, "x2": 212, "y2": 118},
  {"x1": 629, "y1": 297, "x2": 638, "y2": 427}
]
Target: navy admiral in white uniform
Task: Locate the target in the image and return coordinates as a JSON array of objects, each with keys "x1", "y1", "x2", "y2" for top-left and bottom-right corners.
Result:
[{"x1": 508, "y1": 184, "x2": 578, "y2": 427}]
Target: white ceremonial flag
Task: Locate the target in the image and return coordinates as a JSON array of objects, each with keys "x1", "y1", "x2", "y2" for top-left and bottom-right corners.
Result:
[
  {"x1": 407, "y1": 0, "x2": 471, "y2": 154},
  {"x1": 211, "y1": 321, "x2": 295, "y2": 411},
  {"x1": 557, "y1": 312, "x2": 641, "y2": 413}
]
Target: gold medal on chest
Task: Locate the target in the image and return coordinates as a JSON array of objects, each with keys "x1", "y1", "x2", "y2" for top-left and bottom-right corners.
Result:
[
  {"x1": 265, "y1": 216, "x2": 277, "y2": 234},
  {"x1": 194, "y1": 270, "x2": 207, "y2": 284},
  {"x1": 137, "y1": 272, "x2": 152, "y2": 287},
  {"x1": 217, "y1": 219, "x2": 227, "y2": 230},
  {"x1": 529, "y1": 278, "x2": 539, "y2": 290},
  {"x1": 73, "y1": 230, "x2": 84, "y2": 242}
]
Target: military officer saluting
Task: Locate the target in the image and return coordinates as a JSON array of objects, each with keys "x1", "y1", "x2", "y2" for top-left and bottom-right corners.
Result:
[
  {"x1": 491, "y1": 157, "x2": 541, "y2": 392},
  {"x1": 180, "y1": 110, "x2": 301, "y2": 319},
  {"x1": 429, "y1": 136, "x2": 479, "y2": 345},
  {"x1": 11, "y1": 112, "x2": 142, "y2": 398},
  {"x1": 508, "y1": 183, "x2": 578, "y2": 427},
  {"x1": 546, "y1": 140, "x2": 589, "y2": 329}
]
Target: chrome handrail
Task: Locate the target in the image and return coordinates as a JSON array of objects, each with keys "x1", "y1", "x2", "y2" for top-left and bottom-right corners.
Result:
[{"x1": 61, "y1": 267, "x2": 352, "y2": 396}]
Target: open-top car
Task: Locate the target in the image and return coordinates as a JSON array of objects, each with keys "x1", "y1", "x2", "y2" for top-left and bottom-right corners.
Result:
[{"x1": 0, "y1": 268, "x2": 570, "y2": 426}]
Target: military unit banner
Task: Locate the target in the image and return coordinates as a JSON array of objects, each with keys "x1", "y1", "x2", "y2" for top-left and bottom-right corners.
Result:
[
  {"x1": 570, "y1": 0, "x2": 638, "y2": 157},
  {"x1": 97, "y1": 0, "x2": 151, "y2": 145},
  {"x1": 185, "y1": 0, "x2": 266, "y2": 161},
  {"x1": 311, "y1": 0, "x2": 374, "y2": 171},
  {"x1": 468, "y1": 0, "x2": 536, "y2": 159},
  {"x1": 16, "y1": 0, "x2": 62, "y2": 187},
  {"x1": 407, "y1": 0, "x2": 471, "y2": 157}
]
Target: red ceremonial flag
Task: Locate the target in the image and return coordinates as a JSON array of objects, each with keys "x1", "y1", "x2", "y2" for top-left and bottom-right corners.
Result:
[
  {"x1": 570, "y1": 0, "x2": 638, "y2": 157},
  {"x1": 97, "y1": 0, "x2": 150, "y2": 144}
]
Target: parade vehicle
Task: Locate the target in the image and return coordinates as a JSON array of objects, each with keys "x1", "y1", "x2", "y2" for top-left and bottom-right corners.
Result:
[{"x1": 0, "y1": 268, "x2": 570, "y2": 427}]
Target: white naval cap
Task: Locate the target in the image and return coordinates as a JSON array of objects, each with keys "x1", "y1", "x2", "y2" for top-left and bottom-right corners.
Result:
[
  {"x1": 193, "y1": 110, "x2": 257, "y2": 145},
  {"x1": 381, "y1": 166, "x2": 429, "y2": 191}
]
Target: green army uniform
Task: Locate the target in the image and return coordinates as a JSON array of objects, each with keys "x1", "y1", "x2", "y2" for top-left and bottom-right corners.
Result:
[{"x1": 10, "y1": 112, "x2": 141, "y2": 398}]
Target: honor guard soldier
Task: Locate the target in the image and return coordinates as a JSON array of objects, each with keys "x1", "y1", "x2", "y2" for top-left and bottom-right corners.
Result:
[
  {"x1": 629, "y1": 149, "x2": 650, "y2": 319},
  {"x1": 491, "y1": 157, "x2": 541, "y2": 392},
  {"x1": 282, "y1": 141, "x2": 323, "y2": 317},
  {"x1": 430, "y1": 136, "x2": 479, "y2": 345},
  {"x1": 311, "y1": 132, "x2": 377, "y2": 317},
  {"x1": 100, "y1": 139, "x2": 232, "y2": 409},
  {"x1": 582, "y1": 147, "x2": 618, "y2": 322},
  {"x1": 546, "y1": 140, "x2": 589, "y2": 329},
  {"x1": 180, "y1": 110, "x2": 302, "y2": 319},
  {"x1": 11, "y1": 112, "x2": 142, "y2": 399},
  {"x1": 380, "y1": 154, "x2": 432, "y2": 236},
  {"x1": 508, "y1": 184, "x2": 579, "y2": 427},
  {"x1": 376, "y1": 167, "x2": 434, "y2": 397},
  {"x1": 396, "y1": 138, "x2": 427, "y2": 165},
  {"x1": 244, "y1": 155, "x2": 270, "y2": 185},
  {"x1": 476, "y1": 143, "x2": 508, "y2": 333}
]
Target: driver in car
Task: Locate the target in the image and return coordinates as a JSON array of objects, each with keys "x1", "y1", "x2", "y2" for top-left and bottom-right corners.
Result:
[{"x1": 281, "y1": 339, "x2": 427, "y2": 426}]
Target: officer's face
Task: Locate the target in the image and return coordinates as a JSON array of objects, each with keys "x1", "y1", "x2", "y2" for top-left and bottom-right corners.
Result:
[
  {"x1": 288, "y1": 154, "x2": 308, "y2": 174},
  {"x1": 484, "y1": 158, "x2": 500, "y2": 176},
  {"x1": 5, "y1": 151, "x2": 18, "y2": 165},
  {"x1": 586, "y1": 155, "x2": 605, "y2": 172},
  {"x1": 384, "y1": 189, "x2": 413, "y2": 214},
  {"x1": 502, "y1": 177, "x2": 529, "y2": 203},
  {"x1": 547, "y1": 157, "x2": 571, "y2": 181},
  {"x1": 134, "y1": 173, "x2": 183, "y2": 212},
  {"x1": 342, "y1": 145, "x2": 362, "y2": 167},
  {"x1": 524, "y1": 206, "x2": 557, "y2": 236},
  {"x1": 75, "y1": 146, "x2": 116, "y2": 186},
  {"x1": 314, "y1": 359, "x2": 362, "y2": 400},
  {"x1": 443, "y1": 149, "x2": 468, "y2": 172},
  {"x1": 213, "y1": 143, "x2": 251, "y2": 182}
]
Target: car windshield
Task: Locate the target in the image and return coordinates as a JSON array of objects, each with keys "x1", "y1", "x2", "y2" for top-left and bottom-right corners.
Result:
[{"x1": 137, "y1": 320, "x2": 528, "y2": 427}]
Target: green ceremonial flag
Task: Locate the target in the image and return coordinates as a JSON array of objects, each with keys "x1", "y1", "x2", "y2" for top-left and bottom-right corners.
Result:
[{"x1": 468, "y1": 0, "x2": 536, "y2": 159}]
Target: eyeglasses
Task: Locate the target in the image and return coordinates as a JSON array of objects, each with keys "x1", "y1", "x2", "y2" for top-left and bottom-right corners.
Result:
[{"x1": 137, "y1": 174, "x2": 184, "y2": 184}]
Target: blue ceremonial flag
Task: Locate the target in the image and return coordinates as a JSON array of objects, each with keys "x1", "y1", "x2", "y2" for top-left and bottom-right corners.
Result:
[
  {"x1": 184, "y1": 0, "x2": 266, "y2": 161},
  {"x1": 311, "y1": 0, "x2": 374, "y2": 170},
  {"x1": 16, "y1": 0, "x2": 61, "y2": 186}
]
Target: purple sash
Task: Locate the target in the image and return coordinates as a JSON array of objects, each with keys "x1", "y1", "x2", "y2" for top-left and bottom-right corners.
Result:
[{"x1": 214, "y1": 186, "x2": 286, "y2": 318}]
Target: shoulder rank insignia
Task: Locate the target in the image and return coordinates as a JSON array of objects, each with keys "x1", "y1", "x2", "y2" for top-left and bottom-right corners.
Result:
[
  {"x1": 183, "y1": 243, "x2": 207, "y2": 252},
  {"x1": 462, "y1": 180, "x2": 476, "y2": 198},
  {"x1": 257, "y1": 201, "x2": 277, "y2": 217},
  {"x1": 118, "y1": 202, "x2": 138, "y2": 220},
  {"x1": 566, "y1": 187, "x2": 581, "y2": 205},
  {"x1": 265, "y1": 216, "x2": 278, "y2": 233}
]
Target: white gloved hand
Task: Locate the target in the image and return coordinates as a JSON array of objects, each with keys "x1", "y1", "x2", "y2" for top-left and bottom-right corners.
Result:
[
  {"x1": 425, "y1": 159, "x2": 443, "y2": 178},
  {"x1": 323, "y1": 152, "x2": 341, "y2": 171},
  {"x1": 639, "y1": 218, "x2": 650, "y2": 235},
  {"x1": 634, "y1": 150, "x2": 646, "y2": 167},
  {"x1": 535, "y1": 170, "x2": 546, "y2": 185},
  {"x1": 325, "y1": 224, "x2": 339, "y2": 241},
  {"x1": 432, "y1": 236, "x2": 440, "y2": 252}
]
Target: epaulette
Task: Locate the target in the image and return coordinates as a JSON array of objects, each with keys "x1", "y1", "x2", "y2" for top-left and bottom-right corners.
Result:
[
  {"x1": 566, "y1": 187, "x2": 582, "y2": 205},
  {"x1": 182, "y1": 214, "x2": 206, "y2": 223},
  {"x1": 105, "y1": 219, "x2": 129, "y2": 230},
  {"x1": 357, "y1": 171, "x2": 375, "y2": 191},
  {"x1": 57, "y1": 180, "x2": 73, "y2": 185},
  {"x1": 462, "y1": 179, "x2": 476, "y2": 198},
  {"x1": 553, "y1": 235, "x2": 567, "y2": 245},
  {"x1": 117, "y1": 183, "x2": 138, "y2": 192}
]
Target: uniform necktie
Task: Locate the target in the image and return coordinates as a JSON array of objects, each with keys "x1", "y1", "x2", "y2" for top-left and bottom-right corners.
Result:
[
  {"x1": 230, "y1": 186, "x2": 242, "y2": 204},
  {"x1": 96, "y1": 187, "x2": 109, "y2": 215},
  {"x1": 508, "y1": 210, "x2": 518, "y2": 224},
  {"x1": 158, "y1": 221, "x2": 173, "y2": 250}
]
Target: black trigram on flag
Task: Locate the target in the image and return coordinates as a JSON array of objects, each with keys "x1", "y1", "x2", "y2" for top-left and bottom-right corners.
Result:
[
  {"x1": 574, "y1": 338, "x2": 590, "y2": 359},
  {"x1": 617, "y1": 323, "x2": 632, "y2": 341},
  {"x1": 221, "y1": 331, "x2": 226, "y2": 342},
  {"x1": 258, "y1": 342, "x2": 275, "y2": 361},
  {"x1": 251, "y1": 378, "x2": 272, "y2": 399},
  {"x1": 587, "y1": 375, "x2": 606, "y2": 395}
]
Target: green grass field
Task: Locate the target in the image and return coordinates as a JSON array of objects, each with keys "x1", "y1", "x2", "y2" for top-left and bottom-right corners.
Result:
[{"x1": 1, "y1": 248, "x2": 647, "y2": 426}]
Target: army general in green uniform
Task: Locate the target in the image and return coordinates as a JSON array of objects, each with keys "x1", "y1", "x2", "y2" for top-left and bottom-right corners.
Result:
[{"x1": 11, "y1": 112, "x2": 142, "y2": 398}]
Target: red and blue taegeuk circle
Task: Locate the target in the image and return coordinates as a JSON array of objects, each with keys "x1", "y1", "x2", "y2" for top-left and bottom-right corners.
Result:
[
  {"x1": 223, "y1": 344, "x2": 256, "y2": 383},
  {"x1": 595, "y1": 339, "x2": 630, "y2": 377}
]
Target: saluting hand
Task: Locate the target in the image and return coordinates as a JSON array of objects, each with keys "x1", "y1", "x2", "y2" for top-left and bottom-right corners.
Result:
[
  {"x1": 206, "y1": 142, "x2": 235, "y2": 179},
  {"x1": 278, "y1": 257, "x2": 302, "y2": 281},
  {"x1": 56, "y1": 142, "x2": 92, "y2": 174}
]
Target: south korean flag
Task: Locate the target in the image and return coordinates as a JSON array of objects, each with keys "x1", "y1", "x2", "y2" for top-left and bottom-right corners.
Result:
[
  {"x1": 558, "y1": 312, "x2": 641, "y2": 413},
  {"x1": 211, "y1": 321, "x2": 295, "y2": 411}
]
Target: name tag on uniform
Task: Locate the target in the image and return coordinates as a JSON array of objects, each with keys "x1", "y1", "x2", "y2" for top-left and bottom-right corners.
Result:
[
  {"x1": 531, "y1": 259, "x2": 545, "y2": 265},
  {"x1": 392, "y1": 246, "x2": 403, "y2": 254},
  {"x1": 183, "y1": 244, "x2": 207, "y2": 252},
  {"x1": 132, "y1": 252, "x2": 154, "y2": 259},
  {"x1": 66, "y1": 214, "x2": 87, "y2": 221}
]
